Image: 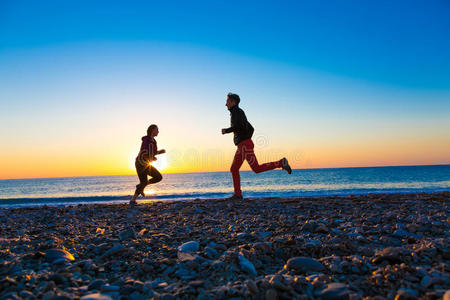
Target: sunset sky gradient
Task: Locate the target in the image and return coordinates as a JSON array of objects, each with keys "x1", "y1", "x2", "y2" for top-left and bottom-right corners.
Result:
[{"x1": 1, "y1": 0, "x2": 449, "y2": 179}]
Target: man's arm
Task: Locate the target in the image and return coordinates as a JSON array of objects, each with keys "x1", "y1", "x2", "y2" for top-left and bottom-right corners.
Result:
[
  {"x1": 222, "y1": 127, "x2": 233, "y2": 134},
  {"x1": 222, "y1": 110, "x2": 246, "y2": 134}
]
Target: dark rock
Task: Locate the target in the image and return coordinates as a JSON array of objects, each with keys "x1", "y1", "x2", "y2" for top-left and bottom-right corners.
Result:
[
  {"x1": 88, "y1": 279, "x2": 106, "y2": 291},
  {"x1": 373, "y1": 247, "x2": 407, "y2": 264},
  {"x1": 119, "y1": 228, "x2": 135, "y2": 241},
  {"x1": 0, "y1": 292, "x2": 20, "y2": 300},
  {"x1": 320, "y1": 283, "x2": 350, "y2": 300},
  {"x1": 100, "y1": 244, "x2": 126, "y2": 259},
  {"x1": 43, "y1": 249, "x2": 75, "y2": 263},
  {"x1": 394, "y1": 289, "x2": 418, "y2": 300},
  {"x1": 265, "y1": 289, "x2": 278, "y2": 300},
  {"x1": 50, "y1": 296, "x2": 73, "y2": 300},
  {"x1": 285, "y1": 257, "x2": 325, "y2": 273}
]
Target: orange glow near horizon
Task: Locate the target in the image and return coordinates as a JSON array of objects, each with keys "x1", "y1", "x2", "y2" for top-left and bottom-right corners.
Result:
[{"x1": 1, "y1": 135, "x2": 449, "y2": 180}]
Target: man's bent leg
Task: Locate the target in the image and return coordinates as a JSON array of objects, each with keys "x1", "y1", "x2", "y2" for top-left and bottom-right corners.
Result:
[{"x1": 244, "y1": 140, "x2": 282, "y2": 173}]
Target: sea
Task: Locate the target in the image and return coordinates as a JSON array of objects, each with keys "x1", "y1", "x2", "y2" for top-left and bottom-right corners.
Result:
[{"x1": 0, "y1": 165, "x2": 449, "y2": 207}]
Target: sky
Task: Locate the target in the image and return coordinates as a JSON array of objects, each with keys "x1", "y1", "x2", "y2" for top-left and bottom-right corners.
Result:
[{"x1": 0, "y1": 0, "x2": 449, "y2": 179}]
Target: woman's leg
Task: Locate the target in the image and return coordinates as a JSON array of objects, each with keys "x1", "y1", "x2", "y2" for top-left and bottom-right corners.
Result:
[
  {"x1": 132, "y1": 164, "x2": 149, "y2": 203},
  {"x1": 148, "y1": 165, "x2": 163, "y2": 184}
]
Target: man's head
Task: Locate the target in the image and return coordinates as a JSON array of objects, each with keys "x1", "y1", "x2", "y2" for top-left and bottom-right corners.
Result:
[
  {"x1": 147, "y1": 124, "x2": 159, "y2": 137},
  {"x1": 226, "y1": 92, "x2": 240, "y2": 110}
]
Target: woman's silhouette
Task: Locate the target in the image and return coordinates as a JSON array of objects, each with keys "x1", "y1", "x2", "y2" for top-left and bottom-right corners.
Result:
[{"x1": 130, "y1": 124, "x2": 165, "y2": 205}]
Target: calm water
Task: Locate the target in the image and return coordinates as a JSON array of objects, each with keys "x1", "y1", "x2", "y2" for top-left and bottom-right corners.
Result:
[{"x1": 0, "y1": 165, "x2": 449, "y2": 207}]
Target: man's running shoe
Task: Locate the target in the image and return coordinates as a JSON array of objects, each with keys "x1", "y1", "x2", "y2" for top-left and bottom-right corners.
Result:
[
  {"x1": 227, "y1": 194, "x2": 243, "y2": 201},
  {"x1": 281, "y1": 157, "x2": 292, "y2": 174}
]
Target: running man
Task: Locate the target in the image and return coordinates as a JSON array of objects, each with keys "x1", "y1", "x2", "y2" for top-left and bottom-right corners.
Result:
[
  {"x1": 221, "y1": 93, "x2": 292, "y2": 200},
  {"x1": 130, "y1": 124, "x2": 165, "y2": 205}
]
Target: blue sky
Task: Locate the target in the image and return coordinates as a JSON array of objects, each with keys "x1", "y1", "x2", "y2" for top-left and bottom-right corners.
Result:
[
  {"x1": 0, "y1": 0, "x2": 449, "y2": 178},
  {"x1": 1, "y1": 0, "x2": 450, "y2": 88}
]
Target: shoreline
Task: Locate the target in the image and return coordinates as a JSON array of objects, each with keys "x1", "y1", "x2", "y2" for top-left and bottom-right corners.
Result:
[
  {"x1": 1, "y1": 190, "x2": 449, "y2": 209},
  {"x1": 0, "y1": 192, "x2": 448, "y2": 299}
]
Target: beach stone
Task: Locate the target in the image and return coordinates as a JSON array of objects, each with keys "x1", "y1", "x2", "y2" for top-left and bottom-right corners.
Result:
[
  {"x1": 315, "y1": 223, "x2": 329, "y2": 234},
  {"x1": 51, "y1": 296, "x2": 73, "y2": 300},
  {"x1": 236, "y1": 232, "x2": 251, "y2": 239},
  {"x1": 320, "y1": 283, "x2": 350, "y2": 300},
  {"x1": 177, "y1": 251, "x2": 197, "y2": 262},
  {"x1": 392, "y1": 229, "x2": 413, "y2": 238},
  {"x1": 178, "y1": 241, "x2": 199, "y2": 253},
  {"x1": 119, "y1": 228, "x2": 135, "y2": 240},
  {"x1": 373, "y1": 247, "x2": 406, "y2": 264},
  {"x1": 100, "y1": 244, "x2": 126, "y2": 259},
  {"x1": 238, "y1": 254, "x2": 257, "y2": 277},
  {"x1": 443, "y1": 290, "x2": 450, "y2": 300},
  {"x1": 101, "y1": 284, "x2": 120, "y2": 292},
  {"x1": 0, "y1": 292, "x2": 20, "y2": 300},
  {"x1": 258, "y1": 231, "x2": 272, "y2": 238},
  {"x1": 88, "y1": 279, "x2": 106, "y2": 291},
  {"x1": 19, "y1": 290, "x2": 35, "y2": 299},
  {"x1": 265, "y1": 289, "x2": 278, "y2": 300},
  {"x1": 48, "y1": 273, "x2": 66, "y2": 285},
  {"x1": 246, "y1": 279, "x2": 259, "y2": 294},
  {"x1": 80, "y1": 294, "x2": 112, "y2": 300},
  {"x1": 305, "y1": 239, "x2": 322, "y2": 247},
  {"x1": 204, "y1": 246, "x2": 218, "y2": 258},
  {"x1": 211, "y1": 227, "x2": 222, "y2": 233},
  {"x1": 394, "y1": 289, "x2": 418, "y2": 300},
  {"x1": 285, "y1": 257, "x2": 325, "y2": 273},
  {"x1": 188, "y1": 280, "x2": 204, "y2": 287},
  {"x1": 43, "y1": 249, "x2": 75, "y2": 263},
  {"x1": 301, "y1": 221, "x2": 317, "y2": 232},
  {"x1": 137, "y1": 228, "x2": 147, "y2": 237},
  {"x1": 420, "y1": 275, "x2": 432, "y2": 288},
  {"x1": 129, "y1": 291, "x2": 145, "y2": 300},
  {"x1": 158, "y1": 295, "x2": 175, "y2": 300},
  {"x1": 269, "y1": 275, "x2": 288, "y2": 291}
]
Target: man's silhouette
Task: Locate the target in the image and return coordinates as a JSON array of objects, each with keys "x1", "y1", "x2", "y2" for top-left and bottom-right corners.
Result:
[{"x1": 222, "y1": 93, "x2": 292, "y2": 200}]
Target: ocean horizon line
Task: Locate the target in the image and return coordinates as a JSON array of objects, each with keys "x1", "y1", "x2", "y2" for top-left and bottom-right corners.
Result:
[{"x1": 1, "y1": 163, "x2": 449, "y2": 181}]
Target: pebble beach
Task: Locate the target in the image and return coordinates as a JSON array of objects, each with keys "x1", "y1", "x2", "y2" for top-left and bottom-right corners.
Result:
[{"x1": 0, "y1": 192, "x2": 449, "y2": 300}]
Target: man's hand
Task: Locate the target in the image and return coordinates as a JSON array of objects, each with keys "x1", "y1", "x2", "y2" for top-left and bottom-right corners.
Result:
[
  {"x1": 157, "y1": 149, "x2": 166, "y2": 154},
  {"x1": 221, "y1": 129, "x2": 227, "y2": 135}
]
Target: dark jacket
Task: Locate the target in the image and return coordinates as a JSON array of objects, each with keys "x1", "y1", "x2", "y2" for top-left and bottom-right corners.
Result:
[
  {"x1": 136, "y1": 135, "x2": 157, "y2": 165},
  {"x1": 224, "y1": 105, "x2": 254, "y2": 145}
]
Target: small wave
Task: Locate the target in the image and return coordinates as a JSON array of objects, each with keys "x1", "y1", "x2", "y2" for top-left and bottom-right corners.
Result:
[
  {"x1": 0, "y1": 192, "x2": 230, "y2": 207},
  {"x1": 1, "y1": 186, "x2": 449, "y2": 208}
]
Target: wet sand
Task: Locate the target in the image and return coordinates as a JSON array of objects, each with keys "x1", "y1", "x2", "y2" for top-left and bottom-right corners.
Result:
[{"x1": 0, "y1": 192, "x2": 449, "y2": 299}]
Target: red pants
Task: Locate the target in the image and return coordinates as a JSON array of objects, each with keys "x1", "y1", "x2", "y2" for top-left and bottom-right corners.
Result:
[{"x1": 231, "y1": 139, "x2": 282, "y2": 196}]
